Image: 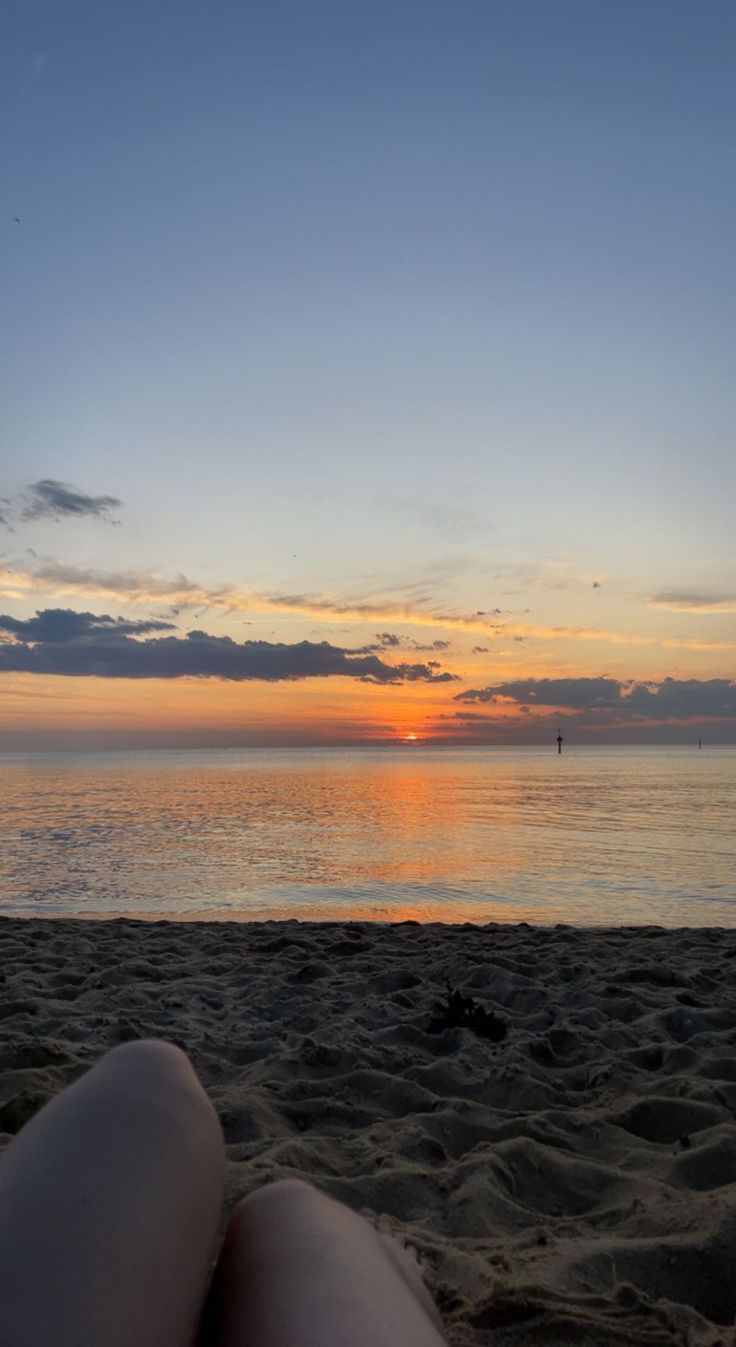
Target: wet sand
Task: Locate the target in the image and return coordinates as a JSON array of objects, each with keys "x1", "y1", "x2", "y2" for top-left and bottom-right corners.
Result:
[{"x1": 2, "y1": 916, "x2": 736, "y2": 1346}]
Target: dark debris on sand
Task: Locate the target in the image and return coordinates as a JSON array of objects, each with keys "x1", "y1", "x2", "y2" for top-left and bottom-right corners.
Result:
[{"x1": 428, "y1": 981, "x2": 508, "y2": 1042}]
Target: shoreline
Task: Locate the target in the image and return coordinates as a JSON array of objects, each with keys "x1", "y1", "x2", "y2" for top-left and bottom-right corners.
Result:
[
  {"x1": 1, "y1": 912, "x2": 730, "y2": 931},
  {"x1": 3, "y1": 916, "x2": 736, "y2": 1345}
]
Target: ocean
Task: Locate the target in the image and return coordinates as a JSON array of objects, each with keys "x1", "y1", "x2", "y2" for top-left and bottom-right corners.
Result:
[{"x1": 0, "y1": 746, "x2": 734, "y2": 926}]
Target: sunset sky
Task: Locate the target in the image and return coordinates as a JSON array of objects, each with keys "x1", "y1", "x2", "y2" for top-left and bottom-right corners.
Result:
[{"x1": 2, "y1": 0, "x2": 735, "y2": 748}]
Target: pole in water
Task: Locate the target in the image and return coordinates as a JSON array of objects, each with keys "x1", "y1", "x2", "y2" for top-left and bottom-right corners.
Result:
[
  {"x1": 698, "y1": 737, "x2": 702, "y2": 749},
  {"x1": 556, "y1": 730, "x2": 564, "y2": 755}
]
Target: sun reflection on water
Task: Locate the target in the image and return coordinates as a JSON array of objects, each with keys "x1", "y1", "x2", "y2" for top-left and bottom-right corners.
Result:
[{"x1": 1, "y1": 747, "x2": 734, "y2": 927}]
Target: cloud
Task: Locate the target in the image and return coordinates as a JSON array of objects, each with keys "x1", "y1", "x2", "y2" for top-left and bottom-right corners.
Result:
[
  {"x1": 0, "y1": 608, "x2": 458, "y2": 684},
  {"x1": 245, "y1": 589, "x2": 489, "y2": 634},
  {"x1": 0, "y1": 610, "x2": 175, "y2": 642},
  {"x1": 493, "y1": 559, "x2": 606, "y2": 594},
  {"x1": 370, "y1": 632, "x2": 450, "y2": 653},
  {"x1": 3, "y1": 560, "x2": 736, "y2": 652},
  {"x1": 0, "y1": 562, "x2": 508, "y2": 635},
  {"x1": 20, "y1": 480, "x2": 123, "y2": 523},
  {"x1": 455, "y1": 676, "x2": 736, "y2": 723},
  {"x1": 419, "y1": 502, "x2": 490, "y2": 543},
  {"x1": 456, "y1": 677, "x2": 624, "y2": 710},
  {"x1": 1, "y1": 562, "x2": 227, "y2": 606},
  {"x1": 649, "y1": 589, "x2": 736, "y2": 614}
]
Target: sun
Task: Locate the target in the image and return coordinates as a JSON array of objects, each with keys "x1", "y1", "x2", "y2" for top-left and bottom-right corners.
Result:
[{"x1": 402, "y1": 733, "x2": 419, "y2": 743}]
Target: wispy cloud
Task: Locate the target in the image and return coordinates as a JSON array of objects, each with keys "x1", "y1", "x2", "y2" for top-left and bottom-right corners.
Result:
[
  {"x1": 21, "y1": 480, "x2": 123, "y2": 523},
  {"x1": 0, "y1": 608, "x2": 458, "y2": 684},
  {"x1": 0, "y1": 562, "x2": 508, "y2": 632},
  {"x1": 1, "y1": 482, "x2": 123, "y2": 529},
  {"x1": 359, "y1": 632, "x2": 451, "y2": 653},
  {"x1": 649, "y1": 589, "x2": 736, "y2": 614},
  {"x1": 1, "y1": 562, "x2": 234, "y2": 608},
  {"x1": 417, "y1": 501, "x2": 490, "y2": 543},
  {"x1": 2, "y1": 561, "x2": 735, "y2": 653},
  {"x1": 493, "y1": 558, "x2": 606, "y2": 593}
]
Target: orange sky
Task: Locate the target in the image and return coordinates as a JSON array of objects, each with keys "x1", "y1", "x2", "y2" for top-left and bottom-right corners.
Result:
[
  {"x1": 4, "y1": 2, "x2": 736, "y2": 748},
  {"x1": 2, "y1": 545, "x2": 736, "y2": 748}
]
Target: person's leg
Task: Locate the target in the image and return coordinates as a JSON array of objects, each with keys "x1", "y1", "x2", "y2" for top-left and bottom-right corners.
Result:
[
  {"x1": 201, "y1": 1179, "x2": 448, "y2": 1347},
  {"x1": 0, "y1": 1040, "x2": 224, "y2": 1347}
]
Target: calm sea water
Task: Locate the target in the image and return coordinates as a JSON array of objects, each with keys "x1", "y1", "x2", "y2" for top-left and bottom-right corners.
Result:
[{"x1": 0, "y1": 747, "x2": 734, "y2": 926}]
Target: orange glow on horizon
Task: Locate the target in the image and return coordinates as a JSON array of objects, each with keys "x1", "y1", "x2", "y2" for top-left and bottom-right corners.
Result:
[{"x1": 1, "y1": 659, "x2": 734, "y2": 748}]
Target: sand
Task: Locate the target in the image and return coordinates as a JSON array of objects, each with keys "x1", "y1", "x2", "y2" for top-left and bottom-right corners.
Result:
[{"x1": 2, "y1": 917, "x2": 736, "y2": 1346}]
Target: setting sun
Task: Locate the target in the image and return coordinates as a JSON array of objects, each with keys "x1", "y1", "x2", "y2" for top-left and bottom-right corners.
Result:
[{"x1": 2, "y1": 7, "x2": 736, "y2": 1341}]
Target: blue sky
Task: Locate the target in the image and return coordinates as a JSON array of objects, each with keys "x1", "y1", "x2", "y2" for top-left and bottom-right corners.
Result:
[{"x1": 1, "y1": 1, "x2": 735, "y2": 745}]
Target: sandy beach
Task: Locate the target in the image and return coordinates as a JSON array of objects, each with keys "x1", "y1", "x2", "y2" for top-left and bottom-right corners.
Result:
[{"x1": 2, "y1": 917, "x2": 736, "y2": 1345}]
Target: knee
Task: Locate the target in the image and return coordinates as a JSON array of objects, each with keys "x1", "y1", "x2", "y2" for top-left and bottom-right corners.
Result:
[
  {"x1": 97, "y1": 1038, "x2": 194, "y2": 1084},
  {"x1": 257, "y1": 1177, "x2": 320, "y2": 1206},
  {"x1": 249, "y1": 1177, "x2": 321, "y2": 1207},
  {"x1": 229, "y1": 1178, "x2": 324, "y2": 1234},
  {"x1": 94, "y1": 1040, "x2": 217, "y2": 1126}
]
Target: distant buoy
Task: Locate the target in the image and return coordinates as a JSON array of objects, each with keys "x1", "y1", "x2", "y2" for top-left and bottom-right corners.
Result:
[{"x1": 556, "y1": 731, "x2": 564, "y2": 755}]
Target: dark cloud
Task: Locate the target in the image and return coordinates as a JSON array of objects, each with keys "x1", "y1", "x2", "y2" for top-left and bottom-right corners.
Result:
[
  {"x1": 21, "y1": 480, "x2": 123, "y2": 522},
  {"x1": 0, "y1": 610, "x2": 175, "y2": 642},
  {"x1": 0, "y1": 608, "x2": 457, "y2": 684},
  {"x1": 453, "y1": 710, "x2": 500, "y2": 722},
  {"x1": 471, "y1": 646, "x2": 488, "y2": 654},
  {"x1": 456, "y1": 677, "x2": 623, "y2": 709},
  {"x1": 624, "y1": 678, "x2": 736, "y2": 720},
  {"x1": 370, "y1": 632, "x2": 451, "y2": 654},
  {"x1": 455, "y1": 676, "x2": 736, "y2": 722}
]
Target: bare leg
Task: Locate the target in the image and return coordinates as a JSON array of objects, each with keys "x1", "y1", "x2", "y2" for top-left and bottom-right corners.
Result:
[
  {"x1": 201, "y1": 1179, "x2": 448, "y2": 1347},
  {"x1": 0, "y1": 1040, "x2": 224, "y2": 1347}
]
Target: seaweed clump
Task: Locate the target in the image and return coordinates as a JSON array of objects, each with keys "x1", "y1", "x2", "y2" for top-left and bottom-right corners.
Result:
[{"x1": 428, "y1": 981, "x2": 507, "y2": 1042}]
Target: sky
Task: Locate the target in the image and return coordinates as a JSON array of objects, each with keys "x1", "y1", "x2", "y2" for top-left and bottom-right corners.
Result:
[{"x1": 1, "y1": 0, "x2": 735, "y2": 748}]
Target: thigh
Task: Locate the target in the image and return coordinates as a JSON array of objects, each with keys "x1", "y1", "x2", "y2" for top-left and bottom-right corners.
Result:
[
  {"x1": 200, "y1": 1179, "x2": 447, "y2": 1347},
  {"x1": 0, "y1": 1040, "x2": 224, "y2": 1347}
]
